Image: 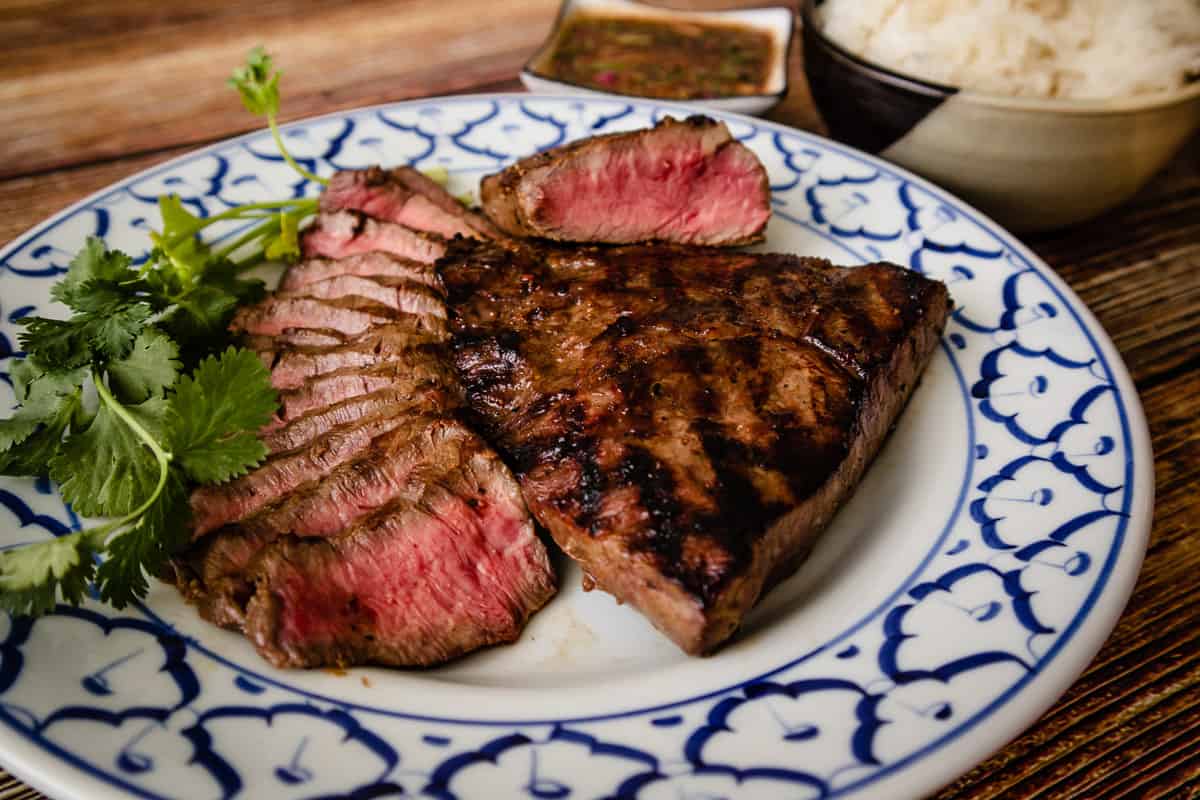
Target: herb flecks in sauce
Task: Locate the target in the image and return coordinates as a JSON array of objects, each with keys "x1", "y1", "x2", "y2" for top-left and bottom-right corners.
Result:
[{"x1": 544, "y1": 13, "x2": 774, "y2": 100}]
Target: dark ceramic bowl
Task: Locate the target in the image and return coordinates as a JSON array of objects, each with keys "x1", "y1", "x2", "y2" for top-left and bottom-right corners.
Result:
[{"x1": 801, "y1": 0, "x2": 1200, "y2": 231}]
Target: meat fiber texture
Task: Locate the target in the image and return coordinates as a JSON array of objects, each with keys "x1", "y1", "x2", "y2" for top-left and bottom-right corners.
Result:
[
  {"x1": 321, "y1": 166, "x2": 503, "y2": 240},
  {"x1": 480, "y1": 115, "x2": 771, "y2": 246},
  {"x1": 443, "y1": 239, "x2": 951, "y2": 655},
  {"x1": 173, "y1": 169, "x2": 556, "y2": 670}
]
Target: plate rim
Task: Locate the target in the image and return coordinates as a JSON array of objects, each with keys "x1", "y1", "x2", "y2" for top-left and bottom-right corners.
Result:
[{"x1": 0, "y1": 92, "x2": 1155, "y2": 800}]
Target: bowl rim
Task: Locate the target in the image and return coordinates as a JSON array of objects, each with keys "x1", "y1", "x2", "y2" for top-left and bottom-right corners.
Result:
[
  {"x1": 800, "y1": 0, "x2": 1200, "y2": 115},
  {"x1": 521, "y1": 0, "x2": 796, "y2": 105}
]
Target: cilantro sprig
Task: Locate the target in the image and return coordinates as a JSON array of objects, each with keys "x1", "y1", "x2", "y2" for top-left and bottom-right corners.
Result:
[
  {"x1": 229, "y1": 47, "x2": 330, "y2": 188},
  {"x1": 0, "y1": 47, "x2": 326, "y2": 615},
  {"x1": 0, "y1": 236, "x2": 279, "y2": 615}
]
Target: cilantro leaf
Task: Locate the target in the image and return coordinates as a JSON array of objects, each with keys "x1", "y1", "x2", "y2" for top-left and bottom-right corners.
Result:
[
  {"x1": 96, "y1": 470, "x2": 190, "y2": 608},
  {"x1": 0, "y1": 361, "x2": 86, "y2": 452},
  {"x1": 50, "y1": 395, "x2": 171, "y2": 517},
  {"x1": 0, "y1": 531, "x2": 98, "y2": 617},
  {"x1": 107, "y1": 328, "x2": 181, "y2": 403},
  {"x1": 228, "y1": 46, "x2": 280, "y2": 118},
  {"x1": 170, "y1": 348, "x2": 276, "y2": 483},
  {"x1": 50, "y1": 238, "x2": 134, "y2": 310},
  {"x1": 20, "y1": 301, "x2": 153, "y2": 368}
]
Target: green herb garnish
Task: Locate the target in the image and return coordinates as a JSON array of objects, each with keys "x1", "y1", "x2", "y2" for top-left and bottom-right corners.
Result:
[{"x1": 0, "y1": 47, "x2": 325, "y2": 616}]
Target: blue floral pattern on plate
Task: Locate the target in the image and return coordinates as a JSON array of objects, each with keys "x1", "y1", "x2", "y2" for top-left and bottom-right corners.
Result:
[{"x1": 0, "y1": 96, "x2": 1151, "y2": 800}]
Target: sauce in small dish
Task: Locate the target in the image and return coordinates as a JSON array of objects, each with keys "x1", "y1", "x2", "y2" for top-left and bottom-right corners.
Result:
[
  {"x1": 521, "y1": 0, "x2": 794, "y2": 116},
  {"x1": 545, "y1": 13, "x2": 774, "y2": 100}
]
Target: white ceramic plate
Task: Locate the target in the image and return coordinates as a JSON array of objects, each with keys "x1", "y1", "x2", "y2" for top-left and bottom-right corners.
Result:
[{"x1": 0, "y1": 95, "x2": 1152, "y2": 800}]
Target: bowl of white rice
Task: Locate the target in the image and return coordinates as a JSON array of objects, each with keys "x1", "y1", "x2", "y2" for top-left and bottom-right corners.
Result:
[{"x1": 801, "y1": 0, "x2": 1200, "y2": 231}]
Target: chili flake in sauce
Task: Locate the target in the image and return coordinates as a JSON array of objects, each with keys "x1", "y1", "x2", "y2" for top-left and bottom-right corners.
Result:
[{"x1": 544, "y1": 13, "x2": 775, "y2": 100}]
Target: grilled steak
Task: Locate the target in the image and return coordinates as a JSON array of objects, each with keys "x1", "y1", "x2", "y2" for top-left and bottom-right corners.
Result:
[
  {"x1": 443, "y1": 239, "x2": 950, "y2": 654},
  {"x1": 322, "y1": 167, "x2": 501, "y2": 240},
  {"x1": 186, "y1": 415, "x2": 470, "y2": 628},
  {"x1": 260, "y1": 326, "x2": 445, "y2": 390},
  {"x1": 231, "y1": 295, "x2": 404, "y2": 338},
  {"x1": 480, "y1": 116, "x2": 771, "y2": 246},
  {"x1": 177, "y1": 215, "x2": 556, "y2": 669},
  {"x1": 301, "y1": 210, "x2": 446, "y2": 263},
  {"x1": 278, "y1": 274, "x2": 445, "y2": 316},
  {"x1": 279, "y1": 251, "x2": 441, "y2": 293},
  {"x1": 273, "y1": 360, "x2": 455, "y2": 424},
  {"x1": 243, "y1": 444, "x2": 554, "y2": 668},
  {"x1": 190, "y1": 413, "x2": 406, "y2": 537},
  {"x1": 261, "y1": 386, "x2": 445, "y2": 455}
]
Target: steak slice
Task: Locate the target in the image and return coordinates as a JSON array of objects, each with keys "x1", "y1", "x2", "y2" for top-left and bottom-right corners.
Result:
[
  {"x1": 321, "y1": 167, "x2": 500, "y2": 240},
  {"x1": 263, "y1": 327, "x2": 445, "y2": 390},
  {"x1": 244, "y1": 314, "x2": 449, "y2": 354},
  {"x1": 301, "y1": 210, "x2": 446, "y2": 263},
  {"x1": 278, "y1": 274, "x2": 445, "y2": 317},
  {"x1": 274, "y1": 360, "x2": 455, "y2": 425},
  {"x1": 261, "y1": 386, "x2": 448, "y2": 455},
  {"x1": 242, "y1": 442, "x2": 556, "y2": 668},
  {"x1": 189, "y1": 413, "x2": 406, "y2": 538},
  {"x1": 443, "y1": 239, "x2": 950, "y2": 654},
  {"x1": 480, "y1": 116, "x2": 771, "y2": 246},
  {"x1": 391, "y1": 167, "x2": 504, "y2": 240},
  {"x1": 189, "y1": 414, "x2": 469, "y2": 629},
  {"x1": 231, "y1": 296, "x2": 403, "y2": 338},
  {"x1": 279, "y1": 252, "x2": 441, "y2": 293}
]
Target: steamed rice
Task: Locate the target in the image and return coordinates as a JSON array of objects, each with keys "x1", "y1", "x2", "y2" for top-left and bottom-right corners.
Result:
[{"x1": 818, "y1": 0, "x2": 1200, "y2": 99}]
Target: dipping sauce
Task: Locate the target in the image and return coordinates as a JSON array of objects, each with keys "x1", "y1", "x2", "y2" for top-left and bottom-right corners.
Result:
[{"x1": 543, "y1": 13, "x2": 775, "y2": 99}]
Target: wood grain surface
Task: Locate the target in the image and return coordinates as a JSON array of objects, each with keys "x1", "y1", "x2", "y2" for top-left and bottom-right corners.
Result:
[{"x1": 1, "y1": 1, "x2": 1197, "y2": 797}]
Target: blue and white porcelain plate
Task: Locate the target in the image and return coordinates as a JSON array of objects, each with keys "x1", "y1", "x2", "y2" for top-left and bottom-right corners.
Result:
[{"x1": 0, "y1": 95, "x2": 1153, "y2": 800}]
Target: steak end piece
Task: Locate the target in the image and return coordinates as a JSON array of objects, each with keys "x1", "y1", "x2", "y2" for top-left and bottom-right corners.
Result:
[
  {"x1": 243, "y1": 446, "x2": 557, "y2": 668},
  {"x1": 444, "y1": 240, "x2": 951, "y2": 655},
  {"x1": 480, "y1": 116, "x2": 771, "y2": 247}
]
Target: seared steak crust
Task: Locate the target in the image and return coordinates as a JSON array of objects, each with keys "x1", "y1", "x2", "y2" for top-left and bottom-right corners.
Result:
[{"x1": 442, "y1": 239, "x2": 950, "y2": 654}]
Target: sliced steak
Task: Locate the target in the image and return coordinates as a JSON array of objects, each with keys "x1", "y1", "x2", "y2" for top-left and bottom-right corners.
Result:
[
  {"x1": 244, "y1": 315, "x2": 449, "y2": 354},
  {"x1": 261, "y1": 386, "x2": 447, "y2": 455},
  {"x1": 321, "y1": 167, "x2": 500, "y2": 240},
  {"x1": 264, "y1": 327, "x2": 445, "y2": 390},
  {"x1": 480, "y1": 116, "x2": 771, "y2": 246},
  {"x1": 301, "y1": 210, "x2": 446, "y2": 263},
  {"x1": 274, "y1": 360, "x2": 455, "y2": 425},
  {"x1": 391, "y1": 167, "x2": 504, "y2": 239},
  {"x1": 189, "y1": 413, "x2": 406, "y2": 538},
  {"x1": 242, "y1": 444, "x2": 556, "y2": 668},
  {"x1": 187, "y1": 416, "x2": 473, "y2": 628},
  {"x1": 231, "y1": 296, "x2": 402, "y2": 338},
  {"x1": 443, "y1": 239, "x2": 950, "y2": 654},
  {"x1": 279, "y1": 252, "x2": 441, "y2": 293},
  {"x1": 278, "y1": 274, "x2": 445, "y2": 317}
]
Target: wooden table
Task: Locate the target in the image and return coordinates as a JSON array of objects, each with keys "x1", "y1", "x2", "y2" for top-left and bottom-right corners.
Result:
[{"x1": 1, "y1": 1, "x2": 1197, "y2": 797}]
